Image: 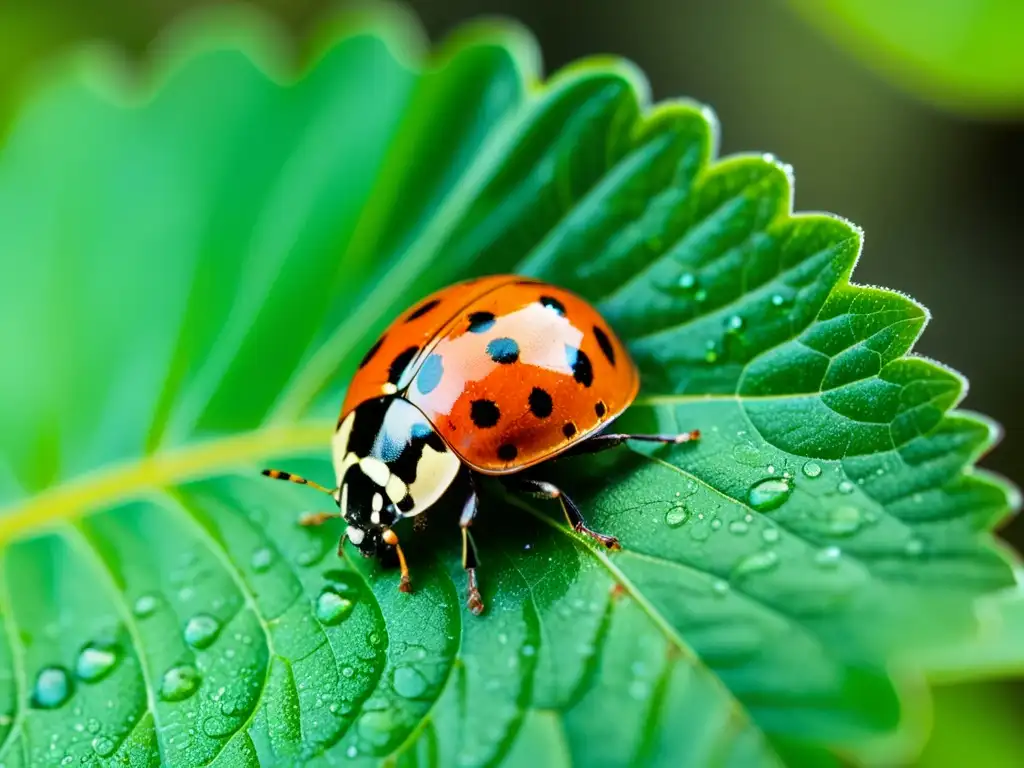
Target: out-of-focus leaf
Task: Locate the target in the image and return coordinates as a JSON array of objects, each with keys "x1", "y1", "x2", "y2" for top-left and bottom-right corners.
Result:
[
  {"x1": 788, "y1": 0, "x2": 1024, "y2": 115},
  {"x1": 0, "y1": 7, "x2": 1018, "y2": 767}
]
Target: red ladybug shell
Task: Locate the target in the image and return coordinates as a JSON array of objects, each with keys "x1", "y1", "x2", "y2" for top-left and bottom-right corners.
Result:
[{"x1": 340, "y1": 276, "x2": 640, "y2": 474}]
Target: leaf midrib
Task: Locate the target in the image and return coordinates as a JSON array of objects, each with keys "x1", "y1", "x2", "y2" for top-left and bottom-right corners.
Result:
[{"x1": 0, "y1": 421, "x2": 331, "y2": 546}]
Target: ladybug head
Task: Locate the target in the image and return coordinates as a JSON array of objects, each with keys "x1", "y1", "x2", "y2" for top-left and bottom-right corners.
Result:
[{"x1": 333, "y1": 396, "x2": 462, "y2": 560}]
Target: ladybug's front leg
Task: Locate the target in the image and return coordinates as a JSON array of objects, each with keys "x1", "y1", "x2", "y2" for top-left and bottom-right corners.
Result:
[
  {"x1": 460, "y1": 475, "x2": 485, "y2": 616},
  {"x1": 512, "y1": 478, "x2": 621, "y2": 551}
]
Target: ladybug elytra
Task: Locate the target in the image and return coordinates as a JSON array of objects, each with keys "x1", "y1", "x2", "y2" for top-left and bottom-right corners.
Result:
[{"x1": 263, "y1": 276, "x2": 699, "y2": 614}]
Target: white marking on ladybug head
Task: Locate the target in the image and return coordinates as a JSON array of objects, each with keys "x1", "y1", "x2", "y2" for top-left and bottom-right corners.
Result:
[
  {"x1": 359, "y1": 457, "x2": 390, "y2": 487},
  {"x1": 346, "y1": 525, "x2": 365, "y2": 546}
]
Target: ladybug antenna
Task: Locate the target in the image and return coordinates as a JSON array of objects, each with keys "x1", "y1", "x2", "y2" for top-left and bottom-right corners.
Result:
[{"x1": 261, "y1": 468, "x2": 336, "y2": 496}]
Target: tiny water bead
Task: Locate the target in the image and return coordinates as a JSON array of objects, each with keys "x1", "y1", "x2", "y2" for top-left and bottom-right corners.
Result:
[
  {"x1": 761, "y1": 527, "x2": 780, "y2": 544},
  {"x1": 748, "y1": 477, "x2": 793, "y2": 512},
  {"x1": 133, "y1": 594, "x2": 159, "y2": 618},
  {"x1": 75, "y1": 643, "x2": 120, "y2": 683},
  {"x1": 728, "y1": 520, "x2": 749, "y2": 535},
  {"x1": 31, "y1": 666, "x2": 73, "y2": 709},
  {"x1": 316, "y1": 588, "x2": 355, "y2": 626},
  {"x1": 725, "y1": 315, "x2": 744, "y2": 332},
  {"x1": 159, "y1": 664, "x2": 201, "y2": 702},
  {"x1": 664, "y1": 505, "x2": 688, "y2": 528},
  {"x1": 711, "y1": 579, "x2": 731, "y2": 597},
  {"x1": 184, "y1": 614, "x2": 222, "y2": 650},
  {"x1": 250, "y1": 548, "x2": 274, "y2": 573},
  {"x1": 815, "y1": 506, "x2": 864, "y2": 537},
  {"x1": 771, "y1": 293, "x2": 786, "y2": 307},
  {"x1": 837, "y1": 480, "x2": 855, "y2": 495},
  {"x1": 905, "y1": 538, "x2": 925, "y2": 556},
  {"x1": 91, "y1": 736, "x2": 117, "y2": 758},
  {"x1": 678, "y1": 272, "x2": 697, "y2": 290},
  {"x1": 801, "y1": 461, "x2": 822, "y2": 479}
]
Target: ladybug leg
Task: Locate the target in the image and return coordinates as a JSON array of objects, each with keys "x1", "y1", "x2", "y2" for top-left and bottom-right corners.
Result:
[
  {"x1": 461, "y1": 476, "x2": 485, "y2": 615},
  {"x1": 565, "y1": 430, "x2": 701, "y2": 456},
  {"x1": 514, "y1": 479, "x2": 620, "y2": 551}
]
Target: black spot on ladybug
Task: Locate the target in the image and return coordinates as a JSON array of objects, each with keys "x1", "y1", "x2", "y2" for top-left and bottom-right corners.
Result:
[
  {"x1": 497, "y1": 443, "x2": 518, "y2": 461},
  {"x1": 595, "y1": 401, "x2": 606, "y2": 418},
  {"x1": 388, "y1": 346, "x2": 419, "y2": 384},
  {"x1": 540, "y1": 295, "x2": 566, "y2": 316},
  {"x1": 529, "y1": 387, "x2": 553, "y2": 418},
  {"x1": 593, "y1": 325, "x2": 616, "y2": 366},
  {"x1": 487, "y1": 337, "x2": 520, "y2": 364},
  {"x1": 562, "y1": 422, "x2": 577, "y2": 439},
  {"x1": 406, "y1": 298, "x2": 440, "y2": 322},
  {"x1": 359, "y1": 335, "x2": 385, "y2": 369},
  {"x1": 565, "y1": 345, "x2": 593, "y2": 387},
  {"x1": 470, "y1": 399, "x2": 501, "y2": 428},
  {"x1": 416, "y1": 354, "x2": 444, "y2": 395},
  {"x1": 467, "y1": 311, "x2": 496, "y2": 333}
]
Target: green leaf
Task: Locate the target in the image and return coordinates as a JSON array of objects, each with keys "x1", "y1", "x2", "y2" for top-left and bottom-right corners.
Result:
[
  {"x1": 787, "y1": 0, "x2": 1024, "y2": 115},
  {"x1": 0, "y1": 7, "x2": 1018, "y2": 766}
]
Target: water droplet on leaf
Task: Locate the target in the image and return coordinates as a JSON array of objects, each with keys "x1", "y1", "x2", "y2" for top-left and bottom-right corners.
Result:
[
  {"x1": 748, "y1": 478, "x2": 793, "y2": 512},
  {"x1": 392, "y1": 666, "x2": 429, "y2": 699},
  {"x1": 31, "y1": 666, "x2": 73, "y2": 709},
  {"x1": 837, "y1": 480, "x2": 855, "y2": 495},
  {"x1": 133, "y1": 594, "x2": 159, "y2": 618},
  {"x1": 817, "y1": 506, "x2": 864, "y2": 537},
  {"x1": 678, "y1": 272, "x2": 696, "y2": 290},
  {"x1": 75, "y1": 643, "x2": 119, "y2": 683},
  {"x1": 733, "y1": 550, "x2": 779, "y2": 578},
  {"x1": 91, "y1": 736, "x2": 116, "y2": 758},
  {"x1": 801, "y1": 461, "x2": 822, "y2": 478},
  {"x1": 905, "y1": 538, "x2": 925, "y2": 556},
  {"x1": 728, "y1": 520, "x2": 749, "y2": 535},
  {"x1": 664, "y1": 505, "x2": 688, "y2": 528},
  {"x1": 762, "y1": 527, "x2": 780, "y2": 543},
  {"x1": 251, "y1": 548, "x2": 274, "y2": 572},
  {"x1": 159, "y1": 665, "x2": 201, "y2": 702},
  {"x1": 725, "y1": 315, "x2": 744, "y2": 332},
  {"x1": 184, "y1": 615, "x2": 222, "y2": 649},
  {"x1": 815, "y1": 546, "x2": 842, "y2": 569},
  {"x1": 316, "y1": 588, "x2": 354, "y2": 625}
]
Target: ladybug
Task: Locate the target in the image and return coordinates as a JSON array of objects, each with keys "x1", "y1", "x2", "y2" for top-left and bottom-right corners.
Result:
[{"x1": 263, "y1": 276, "x2": 699, "y2": 614}]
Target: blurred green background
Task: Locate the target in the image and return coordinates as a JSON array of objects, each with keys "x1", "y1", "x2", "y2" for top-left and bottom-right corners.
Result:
[{"x1": 1, "y1": 0, "x2": 1021, "y2": 765}]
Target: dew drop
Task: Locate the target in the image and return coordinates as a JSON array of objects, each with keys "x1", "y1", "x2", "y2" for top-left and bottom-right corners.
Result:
[
  {"x1": 905, "y1": 538, "x2": 925, "y2": 556},
  {"x1": 678, "y1": 272, "x2": 697, "y2": 290},
  {"x1": 133, "y1": 594, "x2": 159, "y2": 618},
  {"x1": 728, "y1": 520, "x2": 749, "y2": 535},
  {"x1": 817, "y1": 506, "x2": 864, "y2": 537},
  {"x1": 392, "y1": 666, "x2": 430, "y2": 700},
  {"x1": 733, "y1": 550, "x2": 779, "y2": 578},
  {"x1": 762, "y1": 527, "x2": 780, "y2": 543},
  {"x1": 725, "y1": 315, "x2": 744, "y2": 332},
  {"x1": 801, "y1": 461, "x2": 822, "y2": 479},
  {"x1": 75, "y1": 643, "x2": 119, "y2": 683},
  {"x1": 815, "y1": 546, "x2": 842, "y2": 569},
  {"x1": 664, "y1": 505, "x2": 688, "y2": 528},
  {"x1": 710, "y1": 519, "x2": 722, "y2": 531},
  {"x1": 732, "y1": 443, "x2": 762, "y2": 467},
  {"x1": 316, "y1": 588, "x2": 355, "y2": 626},
  {"x1": 31, "y1": 666, "x2": 73, "y2": 709},
  {"x1": 711, "y1": 579, "x2": 730, "y2": 597},
  {"x1": 184, "y1": 615, "x2": 222, "y2": 650},
  {"x1": 770, "y1": 293, "x2": 787, "y2": 307},
  {"x1": 251, "y1": 548, "x2": 274, "y2": 573},
  {"x1": 694, "y1": 289, "x2": 708, "y2": 303},
  {"x1": 159, "y1": 665, "x2": 201, "y2": 702},
  {"x1": 628, "y1": 680, "x2": 651, "y2": 701},
  {"x1": 91, "y1": 736, "x2": 116, "y2": 758},
  {"x1": 748, "y1": 478, "x2": 793, "y2": 512},
  {"x1": 837, "y1": 480, "x2": 855, "y2": 495}
]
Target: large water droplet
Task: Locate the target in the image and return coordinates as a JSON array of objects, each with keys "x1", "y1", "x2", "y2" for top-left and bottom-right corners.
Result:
[
  {"x1": 251, "y1": 548, "x2": 274, "y2": 573},
  {"x1": 733, "y1": 550, "x2": 779, "y2": 578},
  {"x1": 392, "y1": 666, "x2": 430, "y2": 699},
  {"x1": 748, "y1": 478, "x2": 793, "y2": 512},
  {"x1": 31, "y1": 666, "x2": 73, "y2": 709},
  {"x1": 75, "y1": 643, "x2": 119, "y2": 683},
  {"x1": 184, "y1": 615, "x2": 222, "y2": 650},
  {"x1": 159, "y1": 665, "x2": 201, "y2": 702},
  {"x1": 664, "y1": 505, "x2": 688, "y2": 528},
  {"x1": 133, "y1": 594, "x2": 159, "y2": 618},
  {"x1": 316, "y1": 588, "x2": 354, "y2": 625},
  {"x1": 801, "y1": 461, "x2": 822, "y2": 479}
]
